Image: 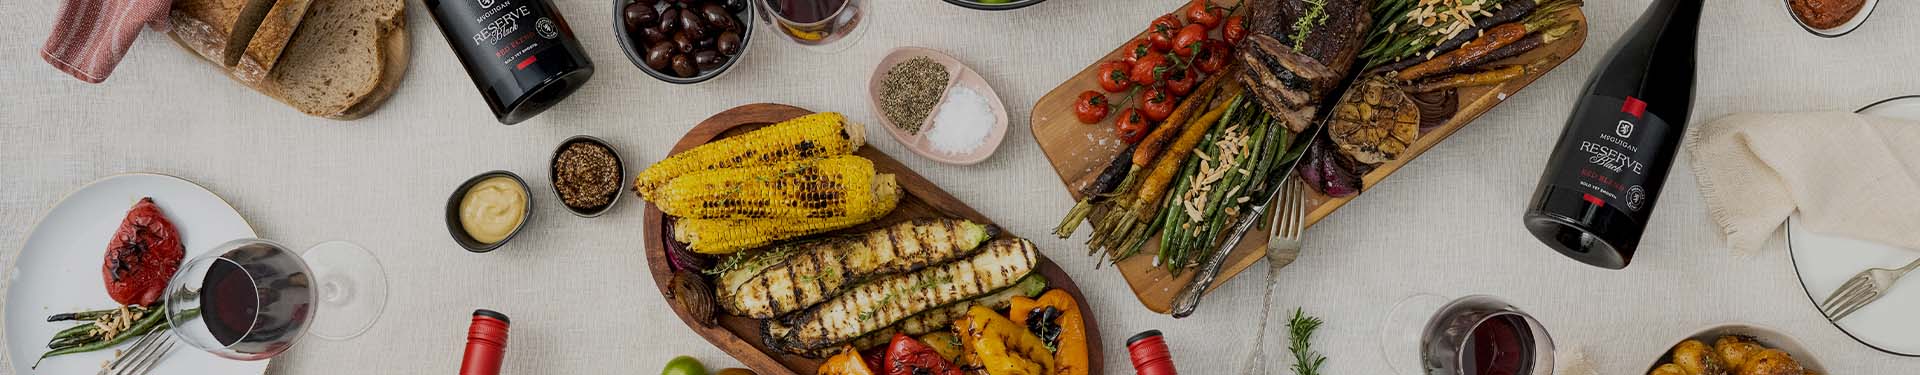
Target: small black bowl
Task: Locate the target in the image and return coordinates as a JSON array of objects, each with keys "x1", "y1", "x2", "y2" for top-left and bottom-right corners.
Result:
[
  {"x1": 549, "y1": 135, "x2": 625, "y2": 217},
  {"x1": 446, "y1": 171, "x2": 533, "y2": 253},
  {"x1": 940, "y1": 0, "x2": 1048, "y2": 11},
  {"x1": 613, "y1": 0, "x2": 755, "y2": 84}
]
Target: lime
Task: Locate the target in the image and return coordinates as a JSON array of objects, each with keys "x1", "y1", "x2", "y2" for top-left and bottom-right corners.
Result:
[{"x1": 661, "y1": 356, "x2": 707, "y2": 375}]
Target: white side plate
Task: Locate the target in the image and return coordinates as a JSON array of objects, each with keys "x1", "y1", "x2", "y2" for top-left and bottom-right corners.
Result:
[
  {"x1": 1787, "y1": 95, "x2": 1920, "y2": 356},
  {"x1": 5, "y1": 173, "x2": 270, "y2": 374}
]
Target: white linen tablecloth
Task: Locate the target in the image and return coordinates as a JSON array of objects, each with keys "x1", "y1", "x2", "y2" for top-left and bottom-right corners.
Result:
[{"x1": 4, "y1": 0, "x2": 1919, "y2": 373}]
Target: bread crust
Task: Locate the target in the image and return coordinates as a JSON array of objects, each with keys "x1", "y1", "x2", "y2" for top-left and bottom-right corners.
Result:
[{"x1": 165, "y1": 0, "x2": 408, "y2": 120}]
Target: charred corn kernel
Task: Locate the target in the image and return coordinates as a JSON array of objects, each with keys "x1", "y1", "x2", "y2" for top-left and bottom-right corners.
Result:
[
  {"x1": 656, "y1": 156, "x2": 879, "y2": 219},
  {"x1": 636, "y1": 112, "x2": 866, "y2": 201},
  {"x1": 674, "y1": 175, "x2": 900, "y2": 254}
]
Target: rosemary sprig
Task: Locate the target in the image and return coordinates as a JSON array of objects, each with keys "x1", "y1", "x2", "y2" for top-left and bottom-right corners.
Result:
[
  {"x1": 1288, "y1": 0, "x2": 1330, "y2": 51},
  {"x1": 1288, "y1": 308, "x2": 1327, "y2": 375}
]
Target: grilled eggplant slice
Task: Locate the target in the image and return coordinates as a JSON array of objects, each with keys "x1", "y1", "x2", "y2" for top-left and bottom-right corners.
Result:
[
  {"x1": 715, "y1": 218, "x2": 997, "y2": 318},
  {"x1": 790, "y1": 274, "x2": 1049, "y2": 358},
  {"x1": 763, "y1": 238, "x2": 1040, "y2": 352}
]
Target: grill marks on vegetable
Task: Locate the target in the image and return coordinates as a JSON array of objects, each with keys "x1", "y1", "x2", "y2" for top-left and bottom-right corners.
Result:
[
  {"x1": 880, "y1": 57, "x2": 951, "y2": 134},
  {"x1": 762, "y1": 238, "x2": 1039, "y2": 351},
  {"x1": 715, "y1": 219, "x2": 996, "y2": 319}
]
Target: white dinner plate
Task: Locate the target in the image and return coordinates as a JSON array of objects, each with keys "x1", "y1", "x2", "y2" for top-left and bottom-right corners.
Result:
[
  {"x1": 1787, "y1": 95, "x2": 1920, "y2": 357},
  {"x1": 4, "y1": 173, "x2": 270, "y2": 374}
]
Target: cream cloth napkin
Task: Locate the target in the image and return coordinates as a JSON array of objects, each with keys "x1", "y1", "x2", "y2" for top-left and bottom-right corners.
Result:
[{"x1": 1687, "y1": 111, "x2": 1920, "y2": 253}]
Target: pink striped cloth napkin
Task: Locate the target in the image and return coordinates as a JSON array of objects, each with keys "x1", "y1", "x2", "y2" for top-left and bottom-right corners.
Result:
[{"x1": 41, "y1": 0, "x2": 173, "y2": 83}]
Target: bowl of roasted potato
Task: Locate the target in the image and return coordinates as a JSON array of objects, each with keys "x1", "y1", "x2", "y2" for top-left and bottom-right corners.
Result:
[{"x1": 1647, "y1": 323, "x2": 1826, "y2": 375}]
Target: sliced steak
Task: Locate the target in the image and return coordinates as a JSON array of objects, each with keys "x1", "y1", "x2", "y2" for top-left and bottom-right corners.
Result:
[{"x1": 1236, "y1": 0, "x2": 1373, "y2": 116}]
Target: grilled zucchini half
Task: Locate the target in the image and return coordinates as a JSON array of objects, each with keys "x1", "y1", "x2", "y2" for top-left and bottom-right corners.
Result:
[
  {"x1": 761, "y1": 238, "x2": 1040, "y2": 351},
  {"x1": 714, "y1": 218, "x2": 998, "y2": 319}
]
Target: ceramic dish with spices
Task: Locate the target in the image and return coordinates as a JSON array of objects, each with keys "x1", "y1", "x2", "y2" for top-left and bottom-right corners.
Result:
[
  {"x1": 550, "y1": 135, "x2": 626, "y2": 217},
  {"x1": 867, "y1": 47, "x2": 1010, "y2": 165},
  {"x1": 1785, "y1": 0, "x2": 1876, "y2": 37},
  {"x1": 446, "y1": 171, "x2": 533, "y2": 252}
]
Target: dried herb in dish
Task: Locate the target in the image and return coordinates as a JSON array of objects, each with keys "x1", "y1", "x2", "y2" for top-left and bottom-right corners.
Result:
[{"x1": 878, "y1": 56, "x2": 950, "y2": 134}]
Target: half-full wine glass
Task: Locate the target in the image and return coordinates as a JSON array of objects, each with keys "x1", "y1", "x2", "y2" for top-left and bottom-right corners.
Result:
[
  {"x1": 757, "y1": 0, "x2": 868, "y2": 52},
  {"x1": 162, "y1": 239, "x2": 390, "y2": 360},
  {"x1": 1379, "y1": 294, "x2": 1555, "y2": 375}
]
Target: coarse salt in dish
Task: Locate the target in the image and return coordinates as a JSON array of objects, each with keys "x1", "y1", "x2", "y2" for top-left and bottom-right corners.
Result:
[{"x1": 925, "y1": 86, "x2": 994, "y2": 154}]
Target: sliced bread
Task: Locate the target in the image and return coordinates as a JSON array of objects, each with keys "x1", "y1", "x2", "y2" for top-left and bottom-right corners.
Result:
[
  {"x1": 168, "y1": 0, "x2": 408, "y2": 120},
  {"x1": 168, "y1": 0, "x2": 314, "y2": 83}
]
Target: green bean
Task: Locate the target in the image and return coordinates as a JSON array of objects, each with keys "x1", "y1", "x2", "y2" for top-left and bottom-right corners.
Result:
[
  {"x1": 47, "y1": 308, "x2": 120, "y2": 322},
  {"x1": 50, "y1": 322, "x2": 99, "y2": 341},
  {"x1": 33, "y1": 306, "x2": 168, "y2": 369}
]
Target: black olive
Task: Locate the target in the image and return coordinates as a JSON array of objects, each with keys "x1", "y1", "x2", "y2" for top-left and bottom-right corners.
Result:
[
  {"x1": 644, "y1": 41, "x2": 674, "y2": 71},
  {"x1": 658, "y1": 7, "x2": 681, "y2": 34},
  {"x1": 672, "y1": 31, "x2": 697, "y2": 53},
  {"x1": 715, "y1": 31, "x2": 741, "y2": 55},
  {"x1": 678, "y1": 8, "x2": 710, "y2": 40},
  {"x1": 695, "y1": 35, "x2": 716, "y2": 50},
  {"x1": 640, "y1": 25, "x2": 667, "y2": 42},
  {"x1": 670, "y1": 53, "x2": 698, "y2": 77},
  {"x1": 693, "y1": 50, "x2": 728, "y2": 70},
  {"x1": 723, "y1": 0, "x2": 746, "y2": 12},
  {"x1": 622, "y1": 2, "x2": 657, "y2": 33},
  {"x1": 699, "y1": 4, "x2": 738, "y2": 32},
  {"x1": 632, "y1": 0, "x2": 656, "y2": 7}
]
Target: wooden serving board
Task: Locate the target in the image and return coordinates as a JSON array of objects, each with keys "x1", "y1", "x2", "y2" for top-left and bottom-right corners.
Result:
[
  {"x1": 1030, "y1": 4, "x2": 1588, "y2": 313},
  {"x1": 644, "y1": 104, "x2": 1105, "y2": 375}
]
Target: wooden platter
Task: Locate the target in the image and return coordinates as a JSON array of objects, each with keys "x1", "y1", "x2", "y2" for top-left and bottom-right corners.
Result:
[
  {"x1": 645, "y1": 103, "x2": 1105, "y2": 374},
  {"x1": 1029, "y1": 3, "x2": 1589, "y2": 313}
]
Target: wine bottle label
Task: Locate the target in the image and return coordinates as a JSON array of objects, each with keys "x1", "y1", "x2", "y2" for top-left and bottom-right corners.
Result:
[
  {"x1": 1546, "y1": 95, "x2": 1672, "y2": 217},
  {"x1": 462, "y1": 0, "x2": 564, "y2": 70}
]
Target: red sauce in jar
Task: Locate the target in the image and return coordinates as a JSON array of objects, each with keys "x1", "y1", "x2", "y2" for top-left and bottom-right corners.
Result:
[{"x1": 1790, "y1": 0, "x2": 1866, "y2": 30}]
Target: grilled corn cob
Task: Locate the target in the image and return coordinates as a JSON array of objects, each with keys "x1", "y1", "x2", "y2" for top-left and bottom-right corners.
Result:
[
  {"x1": 714, "y1": 218, "x2": 996, "y2": 318},
  {"x1": 673, "y1": 175, "x2": 900, "y2": 254},
  {"x1": 636, "y1": 112, "x2": 866, "y2": 201},
  {"x1": 655, "y1": 156, "x2": 880, "y2": 219},
  {"x1": 762, "y1": 238, "x2": 1039, "y2": 351}
]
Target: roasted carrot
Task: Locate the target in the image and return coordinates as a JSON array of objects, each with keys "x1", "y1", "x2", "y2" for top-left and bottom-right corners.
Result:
[
  {"x1": 1133, "y1": 91, "x2": 1241, "y2": 221},
  {"x1": 1134, "y1": 68, "x2": 1234, "y2": 168},
  {"x1": 1398, "y1": 3, "x2": 1578, "y2": 81},
  {"x1": 1413, "y1": 53, "x2": 1563, "y2": 93}
]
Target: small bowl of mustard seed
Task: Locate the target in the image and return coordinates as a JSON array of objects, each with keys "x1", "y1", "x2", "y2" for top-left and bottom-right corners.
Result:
[{"x1": 550, "y1": 135, "x2": 626, "y2": 217}]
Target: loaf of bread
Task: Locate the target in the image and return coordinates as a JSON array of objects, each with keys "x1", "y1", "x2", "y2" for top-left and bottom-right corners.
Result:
[{"x1": 168, "y1": 0, "x2": 408, "y2": 120}]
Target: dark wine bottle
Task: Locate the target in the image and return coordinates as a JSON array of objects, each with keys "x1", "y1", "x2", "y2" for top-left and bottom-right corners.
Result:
[{"x1": 1524, "y1": 0, "x2": 1701, "y2": 269}]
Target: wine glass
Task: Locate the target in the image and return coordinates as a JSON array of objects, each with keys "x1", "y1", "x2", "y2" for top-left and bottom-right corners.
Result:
[
  {"x1": 1378, "y1": 294, "x2": 1555, "y2": 375},
  {"x1": 756, "y1": 0, "x2": 869, "y2": 53},
  {"x1": 162, "y1": 239, "x2": 390, "y2": 360}
]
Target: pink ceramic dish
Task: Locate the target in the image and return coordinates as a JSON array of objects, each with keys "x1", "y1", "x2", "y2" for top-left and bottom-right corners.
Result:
[{"x1": 867, "y1": 47, "x2": 1009, "y2": 165}]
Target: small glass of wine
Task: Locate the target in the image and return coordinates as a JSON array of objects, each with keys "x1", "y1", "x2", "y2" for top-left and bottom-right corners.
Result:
[
  {"x1": 1378, "y1": 294, "x2": 1555, "y2": 375},
  {"x1": 756, "y1": 0, "x2": 868, "y2": 52},
  {"x1": 162, "y1": 239, "x2": 390, "y2": 360}
]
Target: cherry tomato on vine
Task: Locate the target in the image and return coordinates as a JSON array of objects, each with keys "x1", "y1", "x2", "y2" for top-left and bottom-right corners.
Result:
[
  {"x1": 1184, "y1": 1, "x2": 1223, "y2": 29},
  {"x1": 1172, "y1": 24, "x2": 1209, "y2": 57},
  {"x1": 1193, "y1": 40, "x2": 1229, "y2": 74},
  {"x1": 1114, "y1": 109, "x2": 1151, "y2": 144},
  {"x1": 1119, "y1": 39, "x2": 1154, "y2": 64},
  {"x1": 1164, "y1": 68, "x2": 1198, "y2": 97},
  {"x1": 1139, "y1": 87, "x2": 1176, "y2": 121},
  {"x1": 1074, "y1": 91, "x2": 1112, "y2": 124},
  {"x1": 1097, "y1": 61, "x2": 1134, "y2": 92},
  {"x1": 1223, "y1": 15, "x2": 1248, "y2": 44},
  {"x1": 1146, "y1": 14, "x2": 1182, "y2": 52},
  {"x1": 1130, "y1": 52, "x2": 1173, "y2": 86}
]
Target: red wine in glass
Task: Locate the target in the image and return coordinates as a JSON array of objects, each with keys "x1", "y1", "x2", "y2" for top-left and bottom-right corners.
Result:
[
  {"x1": 758, "y1": 0, "x2": 866, "y2": 51},
  {"x1": 165, "y1": 239, "x2": 391, "y2": 360},
  {"x1": 1381, "y1": 295, "x2": 1555, "y2": 375}
]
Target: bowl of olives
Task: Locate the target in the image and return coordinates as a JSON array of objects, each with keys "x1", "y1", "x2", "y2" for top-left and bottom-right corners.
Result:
[{"x1": 615, "y1": 0, "x2": 751, "y2": 84}]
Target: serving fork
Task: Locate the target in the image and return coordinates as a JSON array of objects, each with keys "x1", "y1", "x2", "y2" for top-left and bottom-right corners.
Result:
[
  {"x1": 99, "y1": 329, "x2": 175, "y2": 375},
  {"x1": 1819, "y1": 257, "x2": 1920, "y2": 321},
  {"x1": 1236, "y1": 178, "x2": 1309, "y2": 375}
]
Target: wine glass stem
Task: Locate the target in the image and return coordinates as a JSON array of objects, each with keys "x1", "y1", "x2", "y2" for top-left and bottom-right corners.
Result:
[{"x1": 1241, "y1": 261, "x2": 1286, "y2": 375}]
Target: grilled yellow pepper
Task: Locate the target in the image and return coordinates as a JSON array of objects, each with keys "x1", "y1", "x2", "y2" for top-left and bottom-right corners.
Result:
[
  {"x1": 818, "y1": 345, "x2": 875, "y2": 375},
  {"x1": 961, "y1": 306, "x2": 1054, "y2": 375}
]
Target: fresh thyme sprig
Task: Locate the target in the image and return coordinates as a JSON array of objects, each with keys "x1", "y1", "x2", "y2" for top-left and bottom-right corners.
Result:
[{"x1": 1288, "y1": 308, "x2": 1327, "y2": 375}]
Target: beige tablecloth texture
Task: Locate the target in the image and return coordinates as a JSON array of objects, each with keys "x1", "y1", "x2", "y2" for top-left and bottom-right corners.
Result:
[{"x1": 4, "y1": 0, "x2": 1919, "y2": 374}]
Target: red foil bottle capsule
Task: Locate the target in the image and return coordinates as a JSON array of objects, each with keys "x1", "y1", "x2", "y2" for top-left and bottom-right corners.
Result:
[
  {"x1": 1127, "y1": 330, "x2": 1178, "y2": 375},
  {"x1": 460, "y1": 309, "x2": 511, "y2": 375}
]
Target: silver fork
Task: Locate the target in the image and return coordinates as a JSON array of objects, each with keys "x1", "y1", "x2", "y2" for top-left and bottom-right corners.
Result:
[
  {"x1": 1820, "y1": 257, "x2": 1920, "y2": 321},
  {"x1": 99, "y1": 329, "x2": 176, "y2": 375},
  {"x1": 1237, "y1": 178, "x2": 1308, "y2": 375}
]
